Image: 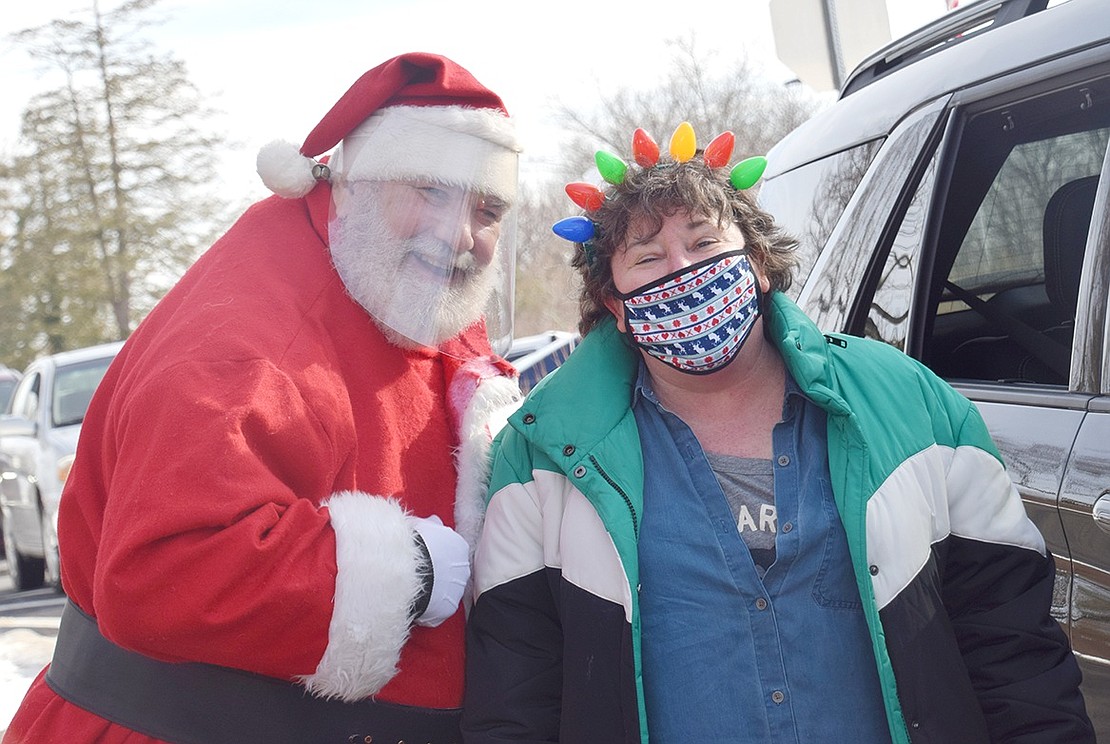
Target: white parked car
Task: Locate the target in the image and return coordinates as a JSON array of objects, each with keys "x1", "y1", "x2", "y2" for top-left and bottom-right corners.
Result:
[{"x1": 0, "y1": 341, "x2": 123, "y2": 591}]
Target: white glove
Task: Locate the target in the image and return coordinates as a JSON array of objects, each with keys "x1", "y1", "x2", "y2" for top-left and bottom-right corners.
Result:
[{"x1": 409, "y1": 515, "x2": 471, "y2": 627}]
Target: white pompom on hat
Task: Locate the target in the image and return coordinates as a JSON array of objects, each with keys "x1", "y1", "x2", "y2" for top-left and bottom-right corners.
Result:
[{"x1": 256, "y1": 52, "x2": 521, "y2": 200}]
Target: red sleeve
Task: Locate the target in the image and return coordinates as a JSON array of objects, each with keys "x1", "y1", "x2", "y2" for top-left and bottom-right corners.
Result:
[{"x1": 81, "y1": 357, "x2": 345, "y2": 679}]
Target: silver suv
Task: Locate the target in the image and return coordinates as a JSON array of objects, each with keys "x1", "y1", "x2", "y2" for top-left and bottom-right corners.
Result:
[{"x1": 760, "y1": 0, "x2": 1110, "y2": 734}]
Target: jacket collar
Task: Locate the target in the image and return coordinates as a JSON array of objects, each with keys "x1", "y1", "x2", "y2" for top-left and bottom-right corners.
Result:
[
  {"x1": 766, "y1": 293, "x2": 852, "y2": 417},
  {"x1": 507, "y1": 318, "x2": 638, "y2": 456}
]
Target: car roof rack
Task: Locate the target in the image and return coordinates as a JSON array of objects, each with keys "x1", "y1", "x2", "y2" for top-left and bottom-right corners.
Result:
[{"x1": 840, "y1": 0, "x2": 1051, "y2": 97}]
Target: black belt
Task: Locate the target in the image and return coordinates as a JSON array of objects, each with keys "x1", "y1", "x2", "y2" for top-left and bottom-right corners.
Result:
[{"x1": 46, "y1": 599, "x2": 462, "y2": 744}]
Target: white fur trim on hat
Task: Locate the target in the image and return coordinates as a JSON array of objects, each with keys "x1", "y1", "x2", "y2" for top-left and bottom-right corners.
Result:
[
  {"x1": 299, "y1": 493, "x2": 422, "y2": 701},
  {"x1": 256, "y1": 140, "x2": 322, "y2": 199},
  {"x1": 331, "y1": 105, "x2": 522, "y2": 202}
]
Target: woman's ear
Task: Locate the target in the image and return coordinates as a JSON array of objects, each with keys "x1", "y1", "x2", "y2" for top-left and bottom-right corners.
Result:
[
  {"x1": 603, "y1": 295, "x2": 627, "y2": 333},
  {"x1": 758, "y1": 272, "x2": 771, "y2": 294},
  {"x1": 750, "y1": 255, "x2": 772, "y2": 294}
]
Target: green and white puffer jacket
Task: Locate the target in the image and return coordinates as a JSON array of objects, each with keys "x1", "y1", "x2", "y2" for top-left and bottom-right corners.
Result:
[{"x1": 462, "y1": 293, "x2": 1092, "y2": 744}]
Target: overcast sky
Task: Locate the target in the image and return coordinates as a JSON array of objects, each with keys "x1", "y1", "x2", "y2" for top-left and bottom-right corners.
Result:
[{"x1": 1, "y1": 0, "x2": 949, "y2": 205}]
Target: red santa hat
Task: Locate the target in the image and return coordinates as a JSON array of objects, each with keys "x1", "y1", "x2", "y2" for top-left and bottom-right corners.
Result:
[{"x1": 256, "y1": 52, "x2": 521, "y2": 200}]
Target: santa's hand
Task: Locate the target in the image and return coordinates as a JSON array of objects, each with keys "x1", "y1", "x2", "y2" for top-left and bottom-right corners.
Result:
[{"x1": 408, "y1": 515, "x2": 471, "y2": 627}]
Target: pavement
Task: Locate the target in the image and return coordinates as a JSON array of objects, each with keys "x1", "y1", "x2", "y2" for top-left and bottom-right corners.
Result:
[{"x1": 0, "y1": 567, "x2": 63, "y2": 736}]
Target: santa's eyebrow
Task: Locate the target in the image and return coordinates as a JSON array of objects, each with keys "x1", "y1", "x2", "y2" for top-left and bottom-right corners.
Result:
[{"x1": 480, "y1": 196, "x2": 509, "y2": 210}]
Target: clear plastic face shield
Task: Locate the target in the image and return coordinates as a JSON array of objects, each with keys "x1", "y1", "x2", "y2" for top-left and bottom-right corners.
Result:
[{"x1": 327, "y1": 114, "x2": 518, "y2": 356}]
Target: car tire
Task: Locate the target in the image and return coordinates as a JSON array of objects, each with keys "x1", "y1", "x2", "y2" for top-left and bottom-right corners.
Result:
[
  {"x1": 40, "y1": 508, "x2": 62, "y2": 594},
  {"x1": 2, "y1": 511, "x2": 44, "y2": 592}
]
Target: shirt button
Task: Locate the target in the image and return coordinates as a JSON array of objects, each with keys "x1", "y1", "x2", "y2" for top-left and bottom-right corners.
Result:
[
  {"x1": 522, "y1": 413, "x2": 536, "y2": 424},
  {"x1": 777, "y1": 454, "x2": 790, "y2": 467},
  {"x1": 563, "y1": 444, "x2": 576, "y2": 456},
  {"x1": 781, "y1": 522, "x2": 793, "y2": 533},
  {"x1": 869, "y1": 564, "x2": 879, "y2": 575},
  {"x1": 771, "y1": 690, "x2": 785, "y2": 704},
  {"x1": 573, "y1": 465, "x2": 587, "y2": 478},
  {"x1": 755, "y1": 598, "x2": 768, "y2": 610}
]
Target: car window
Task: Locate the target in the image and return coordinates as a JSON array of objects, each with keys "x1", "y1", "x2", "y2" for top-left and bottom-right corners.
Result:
[
  {"x1": 920, "y1": 75, "x2": 1110, "y2": 386},
  {"x1": 950, "y1": 131, "x2": 1107, "y2": 291},
  {"x1": 0, "y1": 379, "x2": 17, "y2": 413},
  {"x1": 758, "y1": 139, "x2": 882, "y2": 295},
  {"x1": 793, "y1": 95, "x2": 950, "y2": 334},
  {"x1": 9, "y1": 371, "x2": 41, "y2": 421},
  {"x1": 52, "y1": 355, "x2": 115, "y2": 427},
  {"x1": 862, "y1": 153, "x2": 940, "y2": 351}
]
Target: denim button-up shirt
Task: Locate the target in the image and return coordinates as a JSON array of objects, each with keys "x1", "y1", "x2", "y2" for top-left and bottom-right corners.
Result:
[{"x1": 633, "y1": 364, "x2": 892, "y2": 743}]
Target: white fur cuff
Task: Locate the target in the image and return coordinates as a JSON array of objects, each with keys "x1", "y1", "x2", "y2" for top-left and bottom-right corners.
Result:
[{"x1": 300, "y1": 493, "x2": 422, "y2": 701}]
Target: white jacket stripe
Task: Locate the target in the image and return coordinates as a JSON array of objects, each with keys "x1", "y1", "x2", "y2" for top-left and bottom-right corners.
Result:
[
  {"x1": 476, "y1": 470, "x2": 634, "y2": 622},
  {"x1": 867, "y1": 443, "x2": 1046, "y2": 609}
]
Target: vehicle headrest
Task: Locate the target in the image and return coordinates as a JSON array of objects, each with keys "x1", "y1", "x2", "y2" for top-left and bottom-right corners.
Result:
[{"x1": 1042, "y1": 175, "x2": 1099, "y2": 317}]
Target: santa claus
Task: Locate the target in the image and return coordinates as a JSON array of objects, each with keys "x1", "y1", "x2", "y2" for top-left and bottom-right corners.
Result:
[{"x1": 4, "y1": 52, "x2": 523, "y2": 744}]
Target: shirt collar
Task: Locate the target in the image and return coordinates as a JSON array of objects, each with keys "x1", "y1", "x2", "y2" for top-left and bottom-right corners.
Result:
[
  {"x1": 632, "y1": 360, "x2": 656, "y2": 409},
  {"x1": 632, "y1": 358, "x2": 807, "y2": 419}
]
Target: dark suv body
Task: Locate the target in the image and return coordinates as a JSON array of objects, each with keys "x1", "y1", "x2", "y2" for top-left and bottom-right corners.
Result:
[{"x1": 760, "y1": 0, "x2": 1110, "y2": 734}]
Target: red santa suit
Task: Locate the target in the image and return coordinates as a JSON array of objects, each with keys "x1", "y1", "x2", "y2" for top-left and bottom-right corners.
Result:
[{"x1": 4, "y1": 53, "x2": 521, "y2": 744}]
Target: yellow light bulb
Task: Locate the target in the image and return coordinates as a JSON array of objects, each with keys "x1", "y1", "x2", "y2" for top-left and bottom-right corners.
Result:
[{"x1": 669, "y1": 122, "x2": 696, "y2": 162}]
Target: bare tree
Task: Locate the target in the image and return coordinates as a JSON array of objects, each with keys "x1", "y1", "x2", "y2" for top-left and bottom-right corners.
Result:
[
  {"x1": 512, "y1": 36, "x2": 825, "y2": 337},
  {"x1": 0, "y1": 0, "x2": 233, "y2": 367},
  {"x1": 513, "y1": 181, "x2": 583, "y2": 336},
  {"x1": 554, "y1": 36, "x2": 822, "y2": 177}
]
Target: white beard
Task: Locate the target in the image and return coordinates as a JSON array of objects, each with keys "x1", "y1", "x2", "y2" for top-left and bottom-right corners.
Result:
[{"x1": 328, "y1": 189, "x2": 500, "y2": 348}]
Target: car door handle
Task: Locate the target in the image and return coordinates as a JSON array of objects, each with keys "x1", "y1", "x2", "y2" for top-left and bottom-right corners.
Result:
[{"x1": 1094, "y1": 493, "x2": 1110, "y2": 534}]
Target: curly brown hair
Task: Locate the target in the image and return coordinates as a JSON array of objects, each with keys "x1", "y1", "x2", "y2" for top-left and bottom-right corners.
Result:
[{"x1": 569, "y1": 156, "x2": 798, "y2": 335}]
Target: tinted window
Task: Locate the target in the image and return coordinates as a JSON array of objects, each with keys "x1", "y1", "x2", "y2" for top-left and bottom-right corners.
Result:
[
  {"x1": 922, "y1": 77, "x2": 1110, "y2": 385},
  {"x1": 759, "y1": 139, "x2": 882, "y2": 295},
  {"x1": 863, "y1": 154, "x2": 940, "y2": 351},
  {"x1": 951, "y1": 131, "x2": 1107, "y2": 291}
]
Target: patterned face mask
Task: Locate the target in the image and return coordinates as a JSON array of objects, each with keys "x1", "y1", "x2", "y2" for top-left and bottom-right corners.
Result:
[{"x1": 617, "y1": 250, "x2": 762, "y2": 375}]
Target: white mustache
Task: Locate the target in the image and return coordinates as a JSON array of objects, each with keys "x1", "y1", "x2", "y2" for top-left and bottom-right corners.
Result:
[{"x1": 408, "y1": 239, "x2": 483, "y2": 276}]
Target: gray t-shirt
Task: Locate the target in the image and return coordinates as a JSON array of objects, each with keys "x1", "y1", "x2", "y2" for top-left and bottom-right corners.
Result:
[{"x1": 705, "y1": 451, "x2": 776, "y2": 575}]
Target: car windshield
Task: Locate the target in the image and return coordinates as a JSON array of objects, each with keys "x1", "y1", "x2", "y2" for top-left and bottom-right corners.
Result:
[{"x1": 52, "y1": 356, "x2": 114, "y2": 427}]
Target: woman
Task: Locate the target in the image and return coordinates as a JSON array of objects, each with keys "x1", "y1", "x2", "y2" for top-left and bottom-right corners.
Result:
[{"x1": 461, "y1": 124, "x2": 1091, "y2": 744}]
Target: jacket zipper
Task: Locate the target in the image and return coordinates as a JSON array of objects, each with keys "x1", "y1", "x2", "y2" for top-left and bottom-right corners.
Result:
[{"x1": 589, "y1": 454, "x2": 639, "y2": 537}]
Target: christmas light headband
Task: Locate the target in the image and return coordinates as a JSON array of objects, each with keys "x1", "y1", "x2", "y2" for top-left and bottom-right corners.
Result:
[{"x1": 551, "y1": 122, "x2": 768, "y2": 261}]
